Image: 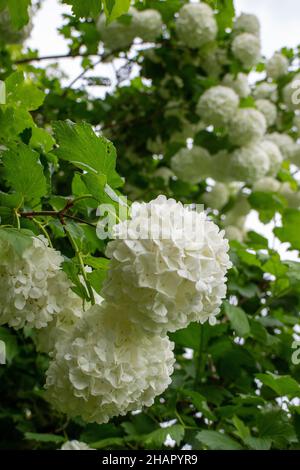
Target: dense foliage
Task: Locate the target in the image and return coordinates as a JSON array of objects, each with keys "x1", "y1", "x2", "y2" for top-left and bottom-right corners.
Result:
[{"x1": 1, "y1": 0, "x2": 300, "y2": 451}]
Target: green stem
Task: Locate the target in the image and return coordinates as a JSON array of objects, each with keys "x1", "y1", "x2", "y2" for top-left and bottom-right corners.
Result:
[
  {"x1": 13, "y1": 209, "x2": 21, "y2": 230},
  {"x1": 32, "y1": 218, "x2": 53, "y2": 247},
  {"x1": 64, "y1": 227, "x2": 95, "y2": 305}
]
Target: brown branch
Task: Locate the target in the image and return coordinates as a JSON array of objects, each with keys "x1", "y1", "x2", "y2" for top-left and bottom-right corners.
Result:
[{"x1": 15, "y1": 52, "x2": 98, "y2": 64}]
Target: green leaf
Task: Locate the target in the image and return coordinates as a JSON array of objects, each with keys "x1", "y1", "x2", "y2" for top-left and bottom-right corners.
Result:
[
  {"x1": 170, "y1": 322, "x2": 201, "y2": 350},
  {"x1": 103, "y1": 0, "x2": 130, "y2": 22},
  {"x1": 30, "y1": 127, "x2": 55, "y2": 153},
  {"x1": 143, "y1": 425, "x2": 184, "y2": 448},
  {"x1": 0, "y1": 327, "x2": 18, "y2": 364},
  {"x1": 0, "y1": 227, "x2": 33, "y2": 256},
  {"x1": 63, "y1": 0, "x2": 102, "y2": 18},
  {"x1": 24, "y1": 432, "x2": 65, "y2": 444},
  {"x1": 256, "y1": 372, "x2": 300, "y2": 397},
  {"x1": 196, "y1": 430, "x2": 243, "y2": 450},
  {"x1": 5, "y1": 72, "x2": 44, "y2": 111},
  {"x1": 274, "y1": 209, "x2": 300, "y2": 250},
  {"x1": 224, "y1": 302, "x2": 250, "y2": 337},
  {"x1": 181, "y1": 390, "x2": 216, "y2": 421},
  {"x1": 53, "y1": 121, "x2": 120, "y2": 186},
  {"x1": 7, "y1": 0, "x2": 31, "y2": 29},
  {"x1": 232, "y1": 415, "x2": 250, "y2": 441},
  {"x1": 244, "y1": 436, "x2": 272, "y2": 450},
  {"x1": 2, "y1": 144, "x2": 47, "y2": 203}
]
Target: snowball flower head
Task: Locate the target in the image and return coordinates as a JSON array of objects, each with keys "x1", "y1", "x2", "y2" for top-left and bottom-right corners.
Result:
[
  {"x1": 265, "y1": 132, "x2": 294, "y2": 158},
  {"x1": 253, "y1": 177, "x2": 281, "y2": 193},
  {"x1": 223, "y1": 73, "x2": 250, "y2": 98},
  {"x1": 228, "y1": 144, "x2": 270, "y2": 183},
  {"x1": 171, "y1": 146, "x2": 211, "y2": 184},
  {"x1": 253, "y1": 82, "x2": 278, "y2": 102},
  {"x1": 210, "y1": 151, "x2": 231, "y2": 182},
  {"x1": 233, "y1": 13, "x2": 260, "y2": 36},
  {"x1": 203, "y1": 183, "x2": 230, "y2": 210},
  {"x1": 61, "y1": 440, "x2": 94, "y2": 451},
  {"x1": 175, "y1": 3, "x2": 217, "y2": 49},
  {"x1": 102, "y1": 195, "x2": 232, "y2": 333},
  {"x1": 259, "y1": 140, "x2": 283, "y2": 176},
  {"x1": 97, "y1": 9, "x2": 137, "y2": 50},
  {"x1": 134, "y1": 9, "x2": 163, "y2": 42},
  {"x1": 228, "y1": 108, "x2": 266, "y2": 145},
  {"x1": 255, "y1": 99, "x2": 277, "y2": 127},
  {"x1": 266, "y1": 52, "x2": 289, "y2": 79},
  {"x1": 197, "y1": 86, "x2": 239, "y2": 127},
  {"x1": 0, "y1": 234, "x2": 81, "y2": 330},
  {"x1": 46, "y1": 302, "x2": 175, "y2": 423},
  {"x1": 232, "y1": 33, "x2": 261, "y2": 68}
]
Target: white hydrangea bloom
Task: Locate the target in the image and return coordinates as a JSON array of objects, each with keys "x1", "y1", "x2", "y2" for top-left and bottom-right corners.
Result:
[
  {"x1": 203, "y1": 183, "x2": 230, "y2": 210},
  {"x1": 0, "y1": 235, "x2": 80, "y2": 330},
  {"x1": 171, "y1": 146, "x2": 211, "y2": 184},
  {"x1": 153, "y1": 167, "x2": 174, "y2": 184},
  {"x1": 197, "y1": 86, "x2": 239, "y2": 127},
  {"x1": 258, "y1": 140, "x2": 283, "y2": 176},
  {"x1": 46, "y1": 302, "x2": 175, "y2": 423},
  {"x1": 253, "y1": 177, "x2": 281, "y2": 193},
  {"x1": 255, "y1": 99, "x2": 277, "y2": 127},
  {"x1": 293, "y1": 114, "x2": 300, "y2": 136},
  {"x1": 279, "y1": 182, "x2": 300, "y2": 208},
  {"x1": 233, "y1": 13, "x2": 260, "y2": 36},
  {"x1": 102, "y1": 196, "x2": 232, "y2": 333},
  {"x1": 134, "y1": 9, "x2": 163, "y2": 42},
  {"x1": 175, "y1": 3, "x2": 217, "y2": 49},
  {"x1": 223, "y1": 73, "x2": 250, "y2": 98},
  {"x1": 224, "y1": 225, "x2": 244, "y2": 243},
  {"x1": 266, "y1": 52, "x2": 289, "y2": 79},
  {"x1": 253, "y1": 82, "x2": 278, "y2": 102},
  {"x1": 265, "y1": 132, "x2": 294, "y2": 158},
  {"x1": 285, "y1": 143, "x2": 300, "y2": 166},
  {"x1": 228, "y1": 144, "x2": 270, "y2": 183},
  {"x1": 229, "y1": 108, "x2": 266, "y2": 145},
  {"x1": 97, "y1": 9, "x2": 137, "y2": 50},
  {"x1": 61, "y1": 440, "x2": 94, "y2": 451},
  {"x1": 232, "y1": 33, "x2": 261, "y2": 68}
]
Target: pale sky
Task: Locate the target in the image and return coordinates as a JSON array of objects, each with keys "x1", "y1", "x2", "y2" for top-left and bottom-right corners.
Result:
[{"x1": 26, "y1": 0, "x2": 300, "y2": 259}]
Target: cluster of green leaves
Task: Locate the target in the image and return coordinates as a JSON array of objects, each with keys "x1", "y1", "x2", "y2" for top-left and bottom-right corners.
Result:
[{"x1": 0, "y1": 0, "x2": 300, "y2": 451}]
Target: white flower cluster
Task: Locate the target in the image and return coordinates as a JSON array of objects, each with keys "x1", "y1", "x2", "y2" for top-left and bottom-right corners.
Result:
[
  {"x1": 222, "y1": 73, "x2": 251, "y2": 98},
  {"x1": 232, "y1": 32, "x2": 261, "y2": 68},
  {"x1": 255, "y1": 99, "x2": 277, "y2": 127},
  {"x1": 265, "y1": 132, "x2": 293, "y2": 158},
  {"x1": 46, "y1": 302, "x2": 175, "y2": 424},
  {"x1": 228, "y1": 143, "x2": 270, "y2": 183},
  {"x1": 175, "y1": 3, "x2": 217, "y2": 49},
  {"x1": 228, "y1": 108, "x2": 266, "y2": 145},
  {"x1": 61, "y1": 440, "x2": 94, "y2": 451},
  {"x1": 197, "y1": 85, "x2": 239, "y2": 127},
  {"x1": 97, "y1": 8, "x2": 163, "y2": 50},
  {"x1": 203, "y1": 183, "x2": 230, "y2": 210},
  {"x1": 266, "y1": 52, "x2": 289, "y2": 79},
  {"x1": 253, "y1": 82, "x2": 278, "y2": 102},
  {"x1": 102, "y1": 196, "x2": 232, "y2": 333},
  {"x1": 0, "y1": 235, "x2": 82, "y2": 330},
  {"x1": 233, "y1": 13, "x2": 260, "y2": 37},
  {"x1": 45, "y1": 196, "x2": 231, "y2": 423},
  {"x1": 171, "y1": 146, "x2": 212, "y2": 183}
]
